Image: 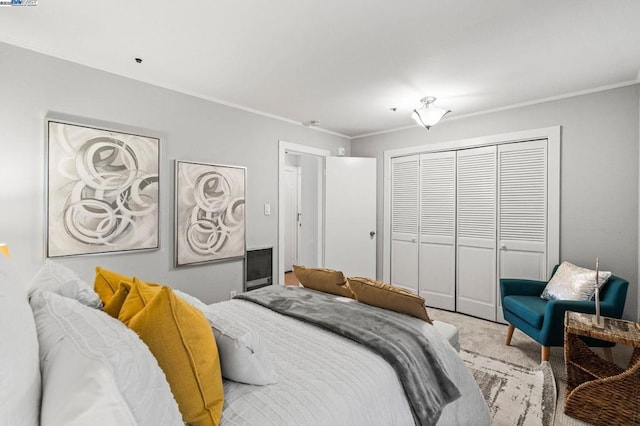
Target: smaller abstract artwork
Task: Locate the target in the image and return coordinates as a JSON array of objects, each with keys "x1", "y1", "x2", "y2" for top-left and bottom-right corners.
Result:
[
  {"x1": 47, "y1": 120, "x2": 160, "y2": 257},
  {"x1": 175, "y1": 160, "x2": 246, "y2": 266}
]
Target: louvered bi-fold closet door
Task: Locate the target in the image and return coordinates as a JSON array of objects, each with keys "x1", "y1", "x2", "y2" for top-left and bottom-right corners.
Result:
[
  {"x1": 390, "y1": 155, "x2": 419, "y2": 293},
  {"x1": 456, "y1": 146, "x2": 497, "y2": 321},
  {"x1": 419, "y1": 151, "x2": 456, "y2": 310},
  {"x1": 497, "y1": 140, "x2": 548, "y2": 322}
]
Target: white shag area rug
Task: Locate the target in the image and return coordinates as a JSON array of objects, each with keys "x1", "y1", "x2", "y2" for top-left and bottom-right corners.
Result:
[{"x1": 461, "y1": 349, "x2": 556, "y2": 426}]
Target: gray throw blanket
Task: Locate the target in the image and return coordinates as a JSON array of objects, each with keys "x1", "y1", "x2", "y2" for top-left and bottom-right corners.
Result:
[{"x1": 236, "y1": 286, "x2": 461, "y2": 426}]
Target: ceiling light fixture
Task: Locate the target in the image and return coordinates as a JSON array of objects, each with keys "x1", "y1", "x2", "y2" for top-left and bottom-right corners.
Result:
[{"x1": 411, "y1": 96, "x2": 451, "y2": 129}]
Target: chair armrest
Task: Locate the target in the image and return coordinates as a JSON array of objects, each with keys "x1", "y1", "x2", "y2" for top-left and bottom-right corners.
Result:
[
  {"x1": 600, "y1": 277, "x2": 629, "y2": 318},
  {"x1": 598, "y1": 301, "x2": 619, "y2": 317},
  {"x1": 540, "y1": 300, "x2": 598, "y2": 345},
  {"x1": 544, "y1": 300, "x2": 597, "y2": 323},
  {"x1": 500, "y1": 279, "x2": 547, "y2": 299}
]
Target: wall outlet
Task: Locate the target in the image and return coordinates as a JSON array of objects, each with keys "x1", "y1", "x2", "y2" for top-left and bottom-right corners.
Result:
[
  {"x1": 264, "y1": 203, "x2": 271, "y2": 215},
  {"x1": 229, "y1": 290, "x2": 237, "y2": 299}
]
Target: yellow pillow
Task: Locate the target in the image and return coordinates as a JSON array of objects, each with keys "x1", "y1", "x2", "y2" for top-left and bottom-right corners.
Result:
[
  {"x1": 292, "y1": 265, "x2": 354, "y2": 298},
  {"x1": 127, "y1": 287, "x2": 224, "y2": 426},
  {"x1": 94, "y1": 267, "x2": 133, "y2": 305},
  {"x1": 118, "y1": 277, "x2": 161, "y2": 325},
  {"x1": 347, "y1": 277, "x2": 432, "y2": 323},
  {"x1": 102, "y1": 281, "x2": 131, "y2": 318}
]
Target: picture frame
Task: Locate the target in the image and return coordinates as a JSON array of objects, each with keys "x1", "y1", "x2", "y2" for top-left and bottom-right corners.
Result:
[
  {"x1": 46, "y1": 120, "x2": 160, "y2": 257},
  {"x1": 174, "y1": 160, "x2": 246, "y2": 266}
]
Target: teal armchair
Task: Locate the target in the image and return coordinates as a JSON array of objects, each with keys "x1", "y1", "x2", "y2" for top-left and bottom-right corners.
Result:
[{"x1": 500, "y1": 265, "x2": 628, "y2": 362}]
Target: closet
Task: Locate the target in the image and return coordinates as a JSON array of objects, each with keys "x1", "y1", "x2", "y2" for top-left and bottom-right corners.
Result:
[{"x1": 389, "y1": 136, "x2": 555, "y2": 322}]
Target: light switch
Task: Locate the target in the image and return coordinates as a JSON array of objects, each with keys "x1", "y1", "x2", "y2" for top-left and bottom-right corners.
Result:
[{"x1": 264, "y1": 203, "x2": 271, "y2": 215}]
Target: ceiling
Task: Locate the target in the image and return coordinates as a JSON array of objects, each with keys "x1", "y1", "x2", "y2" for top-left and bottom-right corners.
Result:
[{"x1": 1, "y1": 1, "x2": 639, "y2": 138}]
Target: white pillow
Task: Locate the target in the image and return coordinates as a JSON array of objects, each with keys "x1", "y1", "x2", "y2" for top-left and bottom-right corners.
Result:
[
  {"x1": 174, "y1": 290, "x2": 278, "y2": 386},
  {"x1": 174, "y1": 288, "x2": 208, "y2": 311},
  {"x1": 207, "y1": 309, "x2": 279, "y2": 385},
  {"x1": 29, "y1": 260, "x2": 102, "y2": 309},
  {"x1": 541, "y1": 261, "x2": 612, "y2": 301},
  {"x1": 0, "y1": 256, "x2": 40, "y2": 426},
  {"x1": 29, "y1": 290, "x2": 183, "y2": 426}
]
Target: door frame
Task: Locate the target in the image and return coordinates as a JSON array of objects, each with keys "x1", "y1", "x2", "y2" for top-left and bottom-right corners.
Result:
[
  {"x1": 382, "y1": 126, "x2": 561, "y2": 283},
  {"x1": 278, "y1": 140, "x2": 329, "y2": 285}
]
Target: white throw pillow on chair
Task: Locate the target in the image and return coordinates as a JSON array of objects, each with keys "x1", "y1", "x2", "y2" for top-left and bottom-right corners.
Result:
[{"x1": 541, "y1": 261, "x2": 611, "y2": 301}]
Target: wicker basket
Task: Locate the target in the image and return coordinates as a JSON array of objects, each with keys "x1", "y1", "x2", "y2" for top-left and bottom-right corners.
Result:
[{"x1": 563, "y1": 312, "x2": 640, "y2": 425}]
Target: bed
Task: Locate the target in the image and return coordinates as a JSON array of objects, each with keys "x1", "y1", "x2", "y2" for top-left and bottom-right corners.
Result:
[{"x1": 0, "y1": 257, "x2": 490, "y2": 426}]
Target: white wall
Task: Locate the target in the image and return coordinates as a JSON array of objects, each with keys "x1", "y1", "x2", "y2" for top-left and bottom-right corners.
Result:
[
  {"x1": 352, "y1": 85, "x2": 640, "y2": 320},
  {"x1": 0, "y1": 42, "x2": 349, "y2": 303}
]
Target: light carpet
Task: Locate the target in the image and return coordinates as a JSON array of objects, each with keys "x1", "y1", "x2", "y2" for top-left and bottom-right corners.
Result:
[
  {"x1": 429, "y1": 308, "x2": 633, "y2": 426},
  {"x1": 461, "y1": 349, "x2": 556, "y2": 425}
]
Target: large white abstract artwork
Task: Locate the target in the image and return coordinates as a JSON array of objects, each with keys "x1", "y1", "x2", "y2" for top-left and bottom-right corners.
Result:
[
  {"x1": 175, "y1": 160, "x2": 246, "y2": 266},
  {"x1": 47, "y1": 120, "x2": 160, "y2": 257}
]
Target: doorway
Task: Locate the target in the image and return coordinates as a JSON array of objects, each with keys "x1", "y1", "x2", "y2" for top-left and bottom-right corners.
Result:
[
  {"x1": 283, "y1": 164, "x2": 301, "y2": 272},
  {"x1": 278, "y1": 141, "x2": 329, "y2": 285}
]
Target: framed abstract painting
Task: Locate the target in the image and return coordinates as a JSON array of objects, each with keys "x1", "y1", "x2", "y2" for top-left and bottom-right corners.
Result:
[
  {"x1": 174, "y1": 160, "x2": 246, "y2": 266},
  {"x1": 46, "y1": 120, "x2": 160, "y2": 257}
]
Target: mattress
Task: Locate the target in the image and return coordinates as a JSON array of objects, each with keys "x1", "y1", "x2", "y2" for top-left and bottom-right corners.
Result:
[
  {"x1": 432, "y1": 320, "x2": 460, "y2": 351},
  {"x1": 207, "y1": 300, "x2": 489, "y2": 426}
]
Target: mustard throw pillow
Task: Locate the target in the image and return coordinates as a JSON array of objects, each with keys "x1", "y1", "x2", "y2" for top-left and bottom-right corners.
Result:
[
  {"x1": 118, "y1": 277, "x2": 161, "y2": 325},
  {"x1": 347, "y1": 277, "x2": 432, "y2": 323},
  {"x1": 102, "y1": 281, "x2": 131, "y2": 319},
  {"x1": 292, "y1": 265, "x2": 354, "y2": 298},
  {"x1": 127, "y1": 287, "x2": 224, "y2": 426},
  {"x1": 94, "y1": 267, "x2": 133, "y2": 305}
]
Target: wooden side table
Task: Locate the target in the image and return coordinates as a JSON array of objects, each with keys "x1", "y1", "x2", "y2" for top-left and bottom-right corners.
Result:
[{"x1": 564, "y1": 311, "x2": 640, "y2": 425}]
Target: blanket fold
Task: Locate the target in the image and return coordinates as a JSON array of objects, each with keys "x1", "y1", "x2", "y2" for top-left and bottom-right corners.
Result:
[{"x1": 236, "y1": 286, "x2": 460, "y2": 426}]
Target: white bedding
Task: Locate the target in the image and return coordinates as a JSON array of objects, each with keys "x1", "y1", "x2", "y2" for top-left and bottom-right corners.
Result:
[
  {"x1": 1, "y1": 256, "x2": 488, "y2": 426},
  {"x1": 206, "y1": 300, "x2": 489, "y2": 426}
]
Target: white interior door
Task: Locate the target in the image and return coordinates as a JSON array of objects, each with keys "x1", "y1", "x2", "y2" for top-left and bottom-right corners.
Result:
[
  {"x1": 325, "y1": 157, "x2": 377, "y2": 278},
  {"x1": 456, "y1": 146, "x2": 497, "y2": 321},
  {"x1": 390, "y1": 155, "x2": 419, "y2": 293},
  {"x1": 283, "y1": 166, "x2": 300, "y2": 271},
  {"x1": 419, "y1": 151, "x2": 456, "y2": 309},
  {"x1": 497, "y1": 140, "x2": 548, "y2": 322}
]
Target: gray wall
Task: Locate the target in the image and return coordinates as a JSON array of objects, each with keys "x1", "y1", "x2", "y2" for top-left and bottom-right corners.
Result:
[
  {"x1": 3, "y1": 40, "x2": 637, "y2": 320},
  {"x1": 0, "y1": 42, "x2": 349, "y2": 304},
  {"x1": 352, "y1": 85, "x2": 640, "y2": 320}
]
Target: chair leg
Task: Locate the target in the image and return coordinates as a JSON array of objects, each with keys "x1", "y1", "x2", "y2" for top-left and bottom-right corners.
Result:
[
  {"x1": 602, "y1": 347, "x2": 614, "y2": 362},
  {"x1": 541, "y1": 346, "x2": 550, "y2": 362},
  {"x1": 505, "y1": 324, "x2": 515, "y2": 346}
]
